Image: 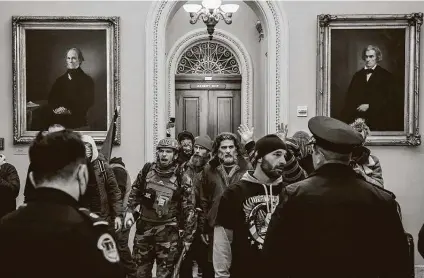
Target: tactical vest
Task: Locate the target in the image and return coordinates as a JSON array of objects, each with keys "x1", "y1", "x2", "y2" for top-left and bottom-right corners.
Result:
[{"x1": 141, "y1": 166, "x2": 182, "y2": 222}]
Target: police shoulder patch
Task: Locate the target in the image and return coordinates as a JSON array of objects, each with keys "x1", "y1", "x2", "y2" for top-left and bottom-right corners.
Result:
[{"x1": 97, "y1": 233, "x2": 120, "y2": 263}]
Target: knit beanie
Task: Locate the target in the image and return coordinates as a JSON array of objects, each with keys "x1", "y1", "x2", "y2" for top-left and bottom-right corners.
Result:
[
  {"x1": 254, "y1": 134, "x2": 287, "y2": 160},
  {"x1": 194, "y1": 135, "x2": 213, "y2": 151}
]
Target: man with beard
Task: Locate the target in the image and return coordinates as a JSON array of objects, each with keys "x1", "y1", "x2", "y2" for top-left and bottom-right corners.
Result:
[
  {"x1": 262, "y1": 116, "x2": 409, "y2": 277},
  {"x1": 179, "y1": 135, "x2": 213, "y2": 278},
  {"x1": 237, "y1": 124, "x2": 306, "y2": 182},
  {"x1": 124, "y1": 138, "x2": 196, "y2": 278},
  {"x1": 198, "y1": 132, "x2": 252, "y2": 278},
  {"x1": 46, "y1": 47, "x2": 94, "y2": 129},
  {"x1": 177, "y1": 131, "x2": 195, "y2": 165},
  {"x1": 213, "y1": 134, "x2": 289, "y2": 278}
]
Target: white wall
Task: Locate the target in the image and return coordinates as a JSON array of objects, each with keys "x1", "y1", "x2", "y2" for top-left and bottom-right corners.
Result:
[{"x1": 0, "y1": 1, "x2": 151, "y2": 206}]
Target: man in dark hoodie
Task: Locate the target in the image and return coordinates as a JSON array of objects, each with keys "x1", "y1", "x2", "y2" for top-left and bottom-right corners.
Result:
[
  {"x1": 177, "y1": 130, "x2": 195, "y2": 165},
  {"x1": 213, "y1": 134, "x2": 289, "y2": 278},
  {"x1": 80, "y1": 135, "x2": 123, "y2": 231},
  {"x1": 110, "y1": 157, "x2": 136, "y2": 277}
]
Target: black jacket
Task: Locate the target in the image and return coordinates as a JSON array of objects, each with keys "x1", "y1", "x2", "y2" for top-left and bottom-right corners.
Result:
[
  {"x1": 48, "y1": 68, "x2": 94, "y2": 128},
  {"x1": 0, "y1": 188, "x2": 123, "y2": 278},
  {"x1": 262, "y1": 163, "x2": 409, "y2": 278},
  {"x1": 0, "y1": 163, "x2": 20, "y2": 219},
  {"x1": 341, "y1": 65, "x2": 403, "y2": 131}
]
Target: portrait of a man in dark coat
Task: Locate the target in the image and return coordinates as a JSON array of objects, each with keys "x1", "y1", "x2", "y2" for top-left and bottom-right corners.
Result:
[
  {"x1": 340, "y1": 45, "x2": 404, "y2": 131},
  {"x1": 47, "y1": 48, "x2": 95, "y2": 129},
  {"x1": 25, "y1": 29, "x2": 109, "y2": 132}
]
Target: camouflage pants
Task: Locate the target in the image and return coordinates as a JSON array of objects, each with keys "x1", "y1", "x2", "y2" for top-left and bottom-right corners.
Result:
[{"x1": 132, "y1": 220, "x2": 180, "y2": 278}]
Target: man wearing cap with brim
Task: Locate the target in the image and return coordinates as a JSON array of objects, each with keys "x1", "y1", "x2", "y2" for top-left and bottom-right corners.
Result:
[
  {"x1": 179, "y1": 135, "x2": 214, "y2": 278},
  {"x1": 263, "y1": 116, "x2": 409, "y2": 277},
  {"x1": 212, "y1": 134, "x2": 291, "y2": 278}
]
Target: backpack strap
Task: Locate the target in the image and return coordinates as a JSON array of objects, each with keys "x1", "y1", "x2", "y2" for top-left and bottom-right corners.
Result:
[{"x1": 99, "y1": 160, "x2": 108, "y2": 184}]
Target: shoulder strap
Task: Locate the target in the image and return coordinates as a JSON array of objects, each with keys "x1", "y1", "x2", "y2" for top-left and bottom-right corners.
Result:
[{"x1": 98, "y1": 160, "x2": 108, "y2": 183}]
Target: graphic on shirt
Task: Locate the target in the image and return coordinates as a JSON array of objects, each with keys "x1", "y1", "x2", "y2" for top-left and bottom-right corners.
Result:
[{"x1": 243, "y1": 195, "x2": 279, "y2": 250}]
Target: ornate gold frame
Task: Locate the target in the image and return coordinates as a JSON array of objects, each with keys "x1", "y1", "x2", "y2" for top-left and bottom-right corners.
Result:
[
  {"x1": 12, "y1": 16, "x2": 121, "y2": 144},
  {"x1": 317, "y1": 13, "x2": 422, "y2": 146}
]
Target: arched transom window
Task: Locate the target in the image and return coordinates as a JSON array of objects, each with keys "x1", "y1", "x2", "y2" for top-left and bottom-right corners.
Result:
[{"x1": 176, "y1": 41, "x2": 240, "y2": 74}]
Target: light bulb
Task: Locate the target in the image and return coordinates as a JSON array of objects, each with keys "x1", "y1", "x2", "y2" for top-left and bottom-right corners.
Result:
[{"x1": 202, "y1": 0, "x2": 222, "y2": 10}]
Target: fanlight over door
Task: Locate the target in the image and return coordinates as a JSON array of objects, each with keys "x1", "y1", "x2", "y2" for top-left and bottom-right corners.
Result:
[{"x1": 176, "y1": 41, "x2": 241, "y2": 75}]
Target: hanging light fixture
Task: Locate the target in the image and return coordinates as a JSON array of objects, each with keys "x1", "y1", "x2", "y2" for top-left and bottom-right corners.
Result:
[{"x1": 183, "y1": 0, "x2": 239, "y2": 40}]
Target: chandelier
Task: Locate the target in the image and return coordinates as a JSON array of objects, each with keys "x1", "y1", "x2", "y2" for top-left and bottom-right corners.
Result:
[{"x1": 183, "y1": 0, "x2": 239, "y2": 40}]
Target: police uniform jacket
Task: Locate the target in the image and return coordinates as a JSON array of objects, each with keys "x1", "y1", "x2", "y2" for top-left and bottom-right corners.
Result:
[
  {"x1": 0, "y1": 187, "x2": 122, "y2": 278},
  {"x1": 262, "y1": 163, "x2": 410, "y2": 278}
]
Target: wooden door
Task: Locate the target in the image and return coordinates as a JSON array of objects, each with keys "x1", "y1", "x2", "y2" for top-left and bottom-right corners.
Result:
[
  {"x1": 175, "y1": 90, "x2": 208, "y2": 137},
  {"x1": 208, "y1": 90, "x2": 241, "y2": 139}
]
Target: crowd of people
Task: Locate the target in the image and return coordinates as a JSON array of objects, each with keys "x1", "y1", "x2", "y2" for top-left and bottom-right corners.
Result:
[{"x1": 0, "y1": 115, "x2": 420, "y2": 278}]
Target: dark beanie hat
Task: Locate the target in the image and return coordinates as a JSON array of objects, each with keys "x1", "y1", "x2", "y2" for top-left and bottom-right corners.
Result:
[
  {"x1": 254, "y1": 134, "x2": 287, "y2": 159},
  {"x1": 194, "y1": 135, "x2": 213, "y2": 151}
]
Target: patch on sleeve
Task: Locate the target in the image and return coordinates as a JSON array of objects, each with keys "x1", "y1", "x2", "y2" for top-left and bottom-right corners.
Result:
[{"x1": 97, "y1": 233, "x2": 120, "y2": 263}]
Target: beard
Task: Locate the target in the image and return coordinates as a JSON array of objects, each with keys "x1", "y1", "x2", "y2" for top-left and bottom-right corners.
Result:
[
  {"x1": 192, "y1": 154, "x2": 208, "y2": 167},
  {"x1": 218, "y1": 153, "x2": 236, "y2": 165},
  {"x1": 260, "y1": 159, "x2": 283, "y2": 180}
]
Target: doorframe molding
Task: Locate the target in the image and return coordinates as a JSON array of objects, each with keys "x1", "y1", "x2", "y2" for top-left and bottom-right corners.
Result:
[
  {"x1": 145, "y1": 0, "x2": 289, "y2": 161},
  {"x1": 167, "y1": 28, "x2": 253, "y2": 140}
]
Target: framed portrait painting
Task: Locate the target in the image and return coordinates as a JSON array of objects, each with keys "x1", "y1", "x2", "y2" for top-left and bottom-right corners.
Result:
[
  {"x1": 12, "y1": 16, "x2": 121, "y2": 144},
  {"x1": 317, "y1": 13, "x2": 422, "y2": 145}
]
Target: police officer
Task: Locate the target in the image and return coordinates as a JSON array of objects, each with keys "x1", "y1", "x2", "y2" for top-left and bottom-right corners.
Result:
[
  {"x1": 262, "y1": 116, "x2": 410, "y2": 277},
  {"x1": 125, "y1": 138, "x2": 196, "y2": 278},
  {"x1": 0, "y1": 129, "x2": 122, "y2": 278}
]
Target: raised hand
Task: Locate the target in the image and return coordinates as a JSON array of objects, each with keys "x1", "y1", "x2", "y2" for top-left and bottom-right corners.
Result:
[
  {"x1": 276, "y1": 122, "x2": 288, "y2": 142},
  {"x1": 237, "y1": 124, "x2": 254, "y2": 143}
]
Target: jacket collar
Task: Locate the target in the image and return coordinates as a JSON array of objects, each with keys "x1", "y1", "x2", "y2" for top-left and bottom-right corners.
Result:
[
  {"x1": 30, "y1": 187, "x2": 79, "y2": 207},
  {"x1": 308, "y1": 163, "x2": 356, "y2": 178}
]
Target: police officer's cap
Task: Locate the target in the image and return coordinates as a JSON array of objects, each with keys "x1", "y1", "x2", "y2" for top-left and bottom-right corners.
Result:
[{"x1": 308, "y1": 116, "x2": 363, "y2": 154}]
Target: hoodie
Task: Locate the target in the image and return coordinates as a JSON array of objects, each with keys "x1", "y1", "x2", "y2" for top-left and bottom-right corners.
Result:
[
  {"x1": 80, "y1": 135, "x2": 123, "y2": 219},
  {"x1": 81, "y1": 134, "x2": 99, "y2": 162},
  {"x1": 213, "y1": 171, "x2": 285, "y2": 278}
]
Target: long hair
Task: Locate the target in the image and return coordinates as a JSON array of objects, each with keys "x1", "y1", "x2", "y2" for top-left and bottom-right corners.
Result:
[{"x1": 211, "y1": 132, "x2": 243, "y2": 158}]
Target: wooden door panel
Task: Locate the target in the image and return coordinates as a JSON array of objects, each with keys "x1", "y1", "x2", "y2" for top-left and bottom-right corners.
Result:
[
  {"x1": 175, "y1": 90, "x2": 208, "y2": 137},
  {"x1": 217, "y1": 97, "x2": 233, "y2": 134},
  {"x1": 208, "y1": 90, "x2": 241, "y2": 138}
]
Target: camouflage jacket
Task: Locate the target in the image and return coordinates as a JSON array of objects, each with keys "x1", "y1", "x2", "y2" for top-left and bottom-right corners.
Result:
[{"x1": 127, "y1": 162, "x2": 196, "y2": 243}]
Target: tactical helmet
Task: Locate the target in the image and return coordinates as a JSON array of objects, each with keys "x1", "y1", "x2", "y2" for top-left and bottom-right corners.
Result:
[{"x1": 156, "y1": 138, "x2": 180, "y2": 151}]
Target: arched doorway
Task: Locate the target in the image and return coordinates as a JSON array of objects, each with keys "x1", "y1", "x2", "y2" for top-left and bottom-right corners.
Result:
[
  {"x1": 175, "y1": 40, "x2": 242, "y2": 139},
  {"x1": 144, "y1": 0, "x2": 289, "y2": 160}
]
